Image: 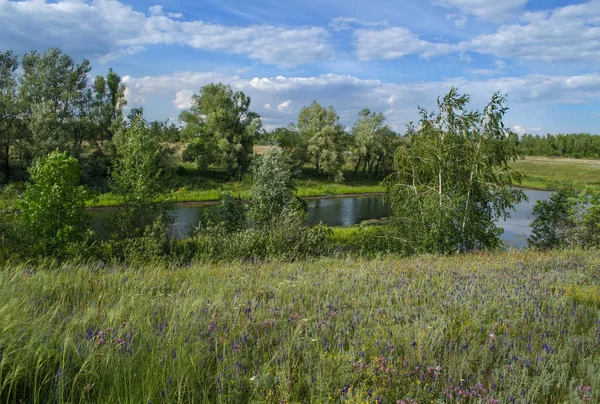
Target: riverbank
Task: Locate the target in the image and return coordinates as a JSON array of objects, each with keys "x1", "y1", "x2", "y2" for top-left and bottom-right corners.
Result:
[{"x1": 85, "y1": 156, "x2": 599, "y2": 208}]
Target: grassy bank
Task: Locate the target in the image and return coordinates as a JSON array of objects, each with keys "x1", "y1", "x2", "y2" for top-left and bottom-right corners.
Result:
[
  {"x1": 511, "y1": 156, "x2": 600, "y2": 190},
  {"x1": 87, "y1": 156, "x2": 600, "y2": 207},
  {"x1": 90, "y1": 168, "x2": 385, "y2": 208},
  {"x1": 2, "y1": 250, "x2": 600, "y2": 403}
]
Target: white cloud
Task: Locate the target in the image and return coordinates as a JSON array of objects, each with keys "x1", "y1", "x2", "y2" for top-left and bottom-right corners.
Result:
[
  {"x1": 354, "y1": 1, "x2": 600, "y2": 65},
  {"x1": 277, "y1": 100, "x2": 292, "y2": 112},
  {"x1": 513, "y1": 125, "x2": 543, "y2": 135},
  {"x1": 467, "y1": 1, "x2": 600, "y2": 64},
  {"x1": 329, "y1": 17, "x2": 388, "y2": 32},
  {"x1": 173, "y1": 89, "x2": 194, "y2": 109},
  {"x1": 0, "y1": 0, "x2": 334, "y2": 67},
  {"x1": 122, "y1": 71, "x2": 600, "y2": 132},
  {"x1": 433, "y1": 0, "x2": 527, "y2": 22},
  {"x1": 354, "y1": 27, "x2": 452, "y2": 61}
]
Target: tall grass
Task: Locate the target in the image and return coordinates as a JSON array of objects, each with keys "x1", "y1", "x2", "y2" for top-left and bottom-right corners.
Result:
[
  {"x1": 511, "y1": 157, "x2": 600, "y2": 190},
  {"x1": 1, "y1": 250, "x2": 600, "y2": 403}
]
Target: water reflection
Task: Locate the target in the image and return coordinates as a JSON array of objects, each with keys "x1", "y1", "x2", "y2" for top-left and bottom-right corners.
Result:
[{"x1": 90, "y1": 189, "x2": 551, "y2": 248}]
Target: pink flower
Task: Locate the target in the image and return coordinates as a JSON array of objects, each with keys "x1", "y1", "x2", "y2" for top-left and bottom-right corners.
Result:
[{"x1": 97, "y1": 338, "x2": 105, "y2": 346}]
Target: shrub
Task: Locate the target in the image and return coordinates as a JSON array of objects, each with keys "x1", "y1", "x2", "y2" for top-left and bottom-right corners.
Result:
[{"x1": 19, "y1": 150, "x2": 92, "y2": 257}]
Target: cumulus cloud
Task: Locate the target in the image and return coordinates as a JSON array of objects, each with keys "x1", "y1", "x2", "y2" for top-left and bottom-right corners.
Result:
[
  {"x1": 433, "y1": 0, "x2": 528, "y2": 22},
  {"x1": 353, "y1": 1, "x2": 600, "y2": 65},
  {"x1": 354, "y1": 27, "x2": 453, "y2": 61},
  {"x1": 0, "y1": 0, "x2": 333, "y2": 66},
  {"x1": 513, "y1": 125, "x2": 543, "y2": 135},
  {"x1": 122, "y1": 71, "x2": 600, "y2": 131}
]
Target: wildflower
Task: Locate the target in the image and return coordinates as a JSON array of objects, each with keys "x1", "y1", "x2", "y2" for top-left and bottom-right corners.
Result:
[
  {"x1": 85, "y1": 384, "x2": 93, "y2": 392},
  {"x1": 97, "y1": 338, "x2": 105, "y2": 346},
  {"x1": 116, "y1": 338, "x2": 125, "y2": 345},
  {"x1": 250, "y1": 376, "x2": 256, "y2": 381}
]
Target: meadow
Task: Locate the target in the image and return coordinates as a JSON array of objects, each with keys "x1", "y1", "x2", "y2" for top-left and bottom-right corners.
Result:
[
  {"x1": 510, "y1": 157, "x2": 600, "y2": 190},
  {"x1": 1, "y1": 250, "x2": 599, "y2": 403}
]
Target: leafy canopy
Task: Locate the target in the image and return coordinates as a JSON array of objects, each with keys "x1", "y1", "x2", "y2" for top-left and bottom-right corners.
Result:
[
  {"x1": 385, "y1": 87, "x2": 525, "y2": 254},
  {"x1": 179, "y1": 83, "x2": 261, "y2": 179},
  {"x1": 19, "y1": 150, "x2": 90, "y2": 256}
]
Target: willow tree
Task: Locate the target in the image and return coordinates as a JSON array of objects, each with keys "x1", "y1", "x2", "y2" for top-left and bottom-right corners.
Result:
[
  {"x1": 384, "y1": 88, "x2": 525, "y2": 254},
  {"x1": 297, "y1": 101, "x2": 346, "y2": 181}
]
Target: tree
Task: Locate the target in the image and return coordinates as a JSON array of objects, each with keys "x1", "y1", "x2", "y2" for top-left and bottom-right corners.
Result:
[
  {"x1": 248, "y1": 146, "x2": 304, "y2": 226},
  {"x1": 351, "y1": 108, "x2": 399, "y2": 177},
  {"x1": 384, "y1": 88, "x2": 525, "y2": 255},
  {"x1": 109, "y1": 114, "x2": 171, "y2": 238},
  {"x1": 179, "y1": 83, "x2": 261, "y2": 179},
  {"x1": 0, "y1": 51, "x2": 21, "y2": 182},
  {"x1": 268, "y1": 124, "x2": 308, "y2": 171},
  {"x1": 19, "y1": 48, "x2": 92, "y2": 162},
  {"x1": 92, "y1": 68, "x2": 127, "y2": 145},
  {"x1": 297, "y1": 101, "x2": 346, "y2": 181},
  {"x1": 528, "y1": 185, "x2": 600, "y2": 250},
  {"x1": 19, "y1": 150, "x2": 90, "y2": 256}
]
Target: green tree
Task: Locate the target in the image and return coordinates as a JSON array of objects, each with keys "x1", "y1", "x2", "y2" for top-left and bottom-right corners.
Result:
[
  {"x1": 110, "y1": 114, "x2": 171, "y2": 239},
  {"x1": 248, "y1": 146, "x2": 304, "y2": 226},
  {"x1": 19, "y1": 150, "x2": 90, "y2": 256},
  {"x1": 384, "y1": 88, "x2": 525, "y2": 254},
  {"x1": 19, "y1": 48, "x2": 92, "y2": 162},
  {"x1": 179, "y1": 83, "x2": 261, "y2": 179},
  {"x1": 268, "y1": 124, "x2": 308, "y2": 171},
  {"x1": 0, "y1": 51, "x2": 21, "y2": 182},
  {"x1": 297, "y1": 101, "x2": 346, "y2": 180},
  {"x1": 528, "y1": 185, "x2": 600, "y2": 250},
  {"x1": 92, "y1": 68, "x2": 127, "y2": 145},
  {"x1": 351, "y1": 108, "x2": 399, "y2": 177}
]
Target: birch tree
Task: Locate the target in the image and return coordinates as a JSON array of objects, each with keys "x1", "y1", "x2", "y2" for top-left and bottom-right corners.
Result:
[{"x1": 384, "y1": 88, "x2": 525, "y2": 254}]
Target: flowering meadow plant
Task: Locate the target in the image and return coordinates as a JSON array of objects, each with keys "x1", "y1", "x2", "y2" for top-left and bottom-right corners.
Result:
[{"x1": 0, "y1": 250, "x2": 599, "y2": 402}]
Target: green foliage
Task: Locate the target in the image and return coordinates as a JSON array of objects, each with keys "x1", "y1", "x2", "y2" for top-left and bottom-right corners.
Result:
[
  {"x1": 19, "y1": 150, "x2": 91, "y2": 257},
  {"x1": 181, "y1": 138, "x2": 216, "y2": 170},
  {"x1": 179, "y1": 83, "x2": 261, "y2": 179},
  {"x1": 249, "y1": 146, "x2": 304, "y2": 226},
  {"x1": 297, "y1": 101, "x2": 346, "y2": 181},
  {"x1": 529, "y1": 185, "x2": 600, "y2": 250},
  {"x1": 213, "y1": 193, "x2": 248, "y2": 233},
  {"x1": 385, "y1": 88, "x2": 525, "y2": 254},
  {"x1": 109, "y1": 114, "x2": 172, "y2": 240},
  {"x1": 0, "y1": 50, "x2": 21, "y2": 183},
  {"x1": 1, "y1": 251, "x2": 600, "y2": 402},
  {"x1": 517, "y1": 132, "x2": 600, "y2": 158},
  {"x1": 267, "y1": 124, "x2": 308, "y2": 171},
  {"x1": 351, "y1": 108, "x2": 399, "y2": 177},
  {"x1": 528, "y1": 184, "x2": 579, "y2": 249}
]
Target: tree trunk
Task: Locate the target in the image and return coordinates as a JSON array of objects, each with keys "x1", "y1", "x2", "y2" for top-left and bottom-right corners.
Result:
[{"x1": 354, "y1": 156, "x2": 361, "y2": 174}]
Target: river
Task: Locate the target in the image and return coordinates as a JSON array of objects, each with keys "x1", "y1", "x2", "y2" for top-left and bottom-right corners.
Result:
[{"x1": 91, "y1": 189, "x2": 551, "y2": 249}]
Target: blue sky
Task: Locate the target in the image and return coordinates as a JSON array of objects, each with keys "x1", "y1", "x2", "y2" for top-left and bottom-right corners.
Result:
[{"x1": 1, "y1": 0, "x2": 599, "y2": 134}]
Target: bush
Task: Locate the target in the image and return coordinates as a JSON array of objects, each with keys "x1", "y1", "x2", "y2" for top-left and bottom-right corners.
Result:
[
  {"x1": 528, "y1": 184, "x2": 600, "y2": 250},
  {"x1": 19, "y1": 150, "x2": 92, "y2": 257}
]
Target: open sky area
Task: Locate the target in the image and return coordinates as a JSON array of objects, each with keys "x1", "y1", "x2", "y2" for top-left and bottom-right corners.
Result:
[{"x1": 1, "y1": 0, "x2": 599, "y2": 134}]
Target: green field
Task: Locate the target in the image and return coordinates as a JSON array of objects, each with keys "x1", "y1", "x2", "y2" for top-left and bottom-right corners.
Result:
[
  {"x1": 511, "y1": 156, "x2": 600, "y2": 190},
  {"x1": 2, "y1": 250, "x2": 600, "y2": 403}
]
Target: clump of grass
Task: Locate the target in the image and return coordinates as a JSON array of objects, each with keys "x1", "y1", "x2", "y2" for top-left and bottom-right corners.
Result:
[{"x1": 1, "y1": 250, "x2": 600, "y2": 403}]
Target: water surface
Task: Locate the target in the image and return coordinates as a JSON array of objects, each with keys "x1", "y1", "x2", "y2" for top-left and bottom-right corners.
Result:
[{"x1": 90, "y1": 189, "x2": 550, "y2": 248}]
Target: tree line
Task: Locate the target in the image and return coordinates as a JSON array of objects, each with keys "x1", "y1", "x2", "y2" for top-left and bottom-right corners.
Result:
[{"x1": 514, "y1": 133, "x2": 600, "y2": 159}]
